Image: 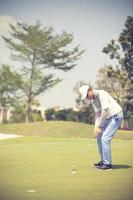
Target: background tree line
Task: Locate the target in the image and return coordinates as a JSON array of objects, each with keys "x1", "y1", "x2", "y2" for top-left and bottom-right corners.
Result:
[
  {"x1": 0, "y1": 16, "x2": 133, "y2": 128},
  {"x1": 45, "y1": 106, "x2": 94, "y2": 124}
]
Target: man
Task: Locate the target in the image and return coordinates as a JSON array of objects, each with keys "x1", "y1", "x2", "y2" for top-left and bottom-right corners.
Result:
[{"x1": 79, "y1": 85, "x2": 123, "y2": 170}]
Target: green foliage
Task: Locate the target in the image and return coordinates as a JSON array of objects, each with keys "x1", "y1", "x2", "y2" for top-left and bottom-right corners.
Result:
[
  {"x1": 96, "y1": 65, "x2": 131, "y2": 107},
  {"x1": 102, "y1": 16, "x2": 133, "y2": 119},
  {"x1": 30, "y1": 111, "x2": 43, "y2": 122},
  {"x1": 10, "y1": 99, "x2": 44, "y2": 123},
  {"x1": 10, "y1": 102, "x2": 26, "y2": 123},
  {"x1": 76, "y1": 106, "x2": 94, "y2": 124},
  {"x1": 0, "y1": 64, "x2": 22, "y2": 107},
  {"x1": 103, "y1": 39, "x2": 120, "y2": 60},
  {"x1": 103, "y1": 16, "x2": 133, "y2": 77},
  {"x1": 119, "y1": 16, "x2": 133, "y2": 75},
  {"x1": 45, "y1": 107, "x2": 94, "y2": 124},
  {"x1": 2, "y1": 21, "x2": 84, "y2": 122}
]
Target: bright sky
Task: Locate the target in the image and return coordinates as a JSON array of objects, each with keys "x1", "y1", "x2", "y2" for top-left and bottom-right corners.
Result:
[{"x1": 0, "y1": 0, "x2": 133, "y2": 109}]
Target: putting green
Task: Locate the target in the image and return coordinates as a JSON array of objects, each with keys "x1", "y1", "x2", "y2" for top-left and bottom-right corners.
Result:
[{"x1": 0, "y1": 137, "x2": 133, "y2": 200}]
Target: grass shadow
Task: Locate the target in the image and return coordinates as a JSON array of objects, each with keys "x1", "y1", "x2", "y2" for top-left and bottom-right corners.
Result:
[{"x1": 113, "y1": 164, "x2": 132, "y2": 169}]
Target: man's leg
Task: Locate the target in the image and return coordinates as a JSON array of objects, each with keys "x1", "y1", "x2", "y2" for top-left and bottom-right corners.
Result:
[
  {"x1": 101, "y1": 113, "x2": 123, "y2": 165},
  {"x1": 96, "y1": 119, "x2": 111, "y2": 163},
  {"x1": 97, "y1": 135, "x2": 103, "y2": 162}
]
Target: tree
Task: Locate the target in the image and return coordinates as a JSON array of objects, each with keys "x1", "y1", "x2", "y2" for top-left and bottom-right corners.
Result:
[
  {"x1": 0, "y1": 64, "x2": 22, "y2": 107},
  {"x1": 10, "y1": 101, "x2": 26, "y2": 123},
  {"x1": 10, "y1": 98, "x2": 43, "y2": 123},
  {"x1": 3, "y1": 21, "x2": 84, "y2": 122},
  {"x1": 102, "y1": 16, "x2": 133, "y2": 119},
  {"x1": 96, "y1": 65, "x2": 131, "y2": 107},
  {"x1": 45, "y1": 107, "x2": 94, "y2": 124},
  {"x1": 103, "y1": 16, "x2": 133, "y2": 78}
]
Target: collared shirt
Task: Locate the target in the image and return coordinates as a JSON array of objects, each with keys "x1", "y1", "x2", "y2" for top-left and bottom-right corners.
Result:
[{"x1": 89, "y1": 89, "x2": 122, "y2": 127}]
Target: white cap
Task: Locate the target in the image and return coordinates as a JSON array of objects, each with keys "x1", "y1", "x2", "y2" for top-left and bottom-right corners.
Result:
[{"x1": 79, "y1": 85, "x2": 90, "y2": 100}]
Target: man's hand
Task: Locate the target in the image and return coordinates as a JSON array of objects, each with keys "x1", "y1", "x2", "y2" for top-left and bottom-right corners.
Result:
[{"x1": 94, "y1": 127, "x2": 102, "y2": 138}]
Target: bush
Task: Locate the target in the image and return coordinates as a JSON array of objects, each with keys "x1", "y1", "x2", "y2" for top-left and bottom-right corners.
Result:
[{"x1": 45, "y1": 106, "x2": 95, "y2": 124}]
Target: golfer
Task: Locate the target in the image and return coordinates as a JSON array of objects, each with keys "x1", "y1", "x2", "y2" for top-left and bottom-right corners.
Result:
[{"x1": 79, "y1": 85, "x2": 123, "y2": 170}]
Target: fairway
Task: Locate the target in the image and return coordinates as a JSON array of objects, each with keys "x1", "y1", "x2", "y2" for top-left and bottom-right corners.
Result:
[{"x1": 0, "y1": 137, "x2": 133, "y2": 200}]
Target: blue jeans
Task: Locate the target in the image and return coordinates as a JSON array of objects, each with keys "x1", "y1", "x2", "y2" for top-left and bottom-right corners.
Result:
[{"x1": 97, "y1": 112, "x2": 123, "y2": 165}]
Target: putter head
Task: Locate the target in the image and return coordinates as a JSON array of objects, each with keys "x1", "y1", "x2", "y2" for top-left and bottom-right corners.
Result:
[
  {"x1": 72, "y1": 165, "x2": 76, "y2": 174},
  {"x1": 72, "y1": 165, "x2": 76, "y2": 170}
]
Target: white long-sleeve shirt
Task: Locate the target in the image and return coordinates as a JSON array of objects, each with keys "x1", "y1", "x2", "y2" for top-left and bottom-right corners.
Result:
[{"x1": 90, "y1": 90, "x2": 122, "y2": 127}]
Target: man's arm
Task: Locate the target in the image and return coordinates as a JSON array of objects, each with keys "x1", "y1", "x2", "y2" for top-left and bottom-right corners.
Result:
[
  {"x1": 96, "y1": 108, "x2": 109, "y2": 127},
  {"x1": 94, "y1": 109, "x2": 109, "y2": 137}
]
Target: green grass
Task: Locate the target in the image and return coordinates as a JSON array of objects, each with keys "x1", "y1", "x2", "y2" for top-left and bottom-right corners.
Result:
[
  {"x1": 0, "y1": 121, "x2": 133, "y2": 200},
  {"x1": 0, "y1": 121, "x2": 92, "y2": 138},
  {"x1": 0, "y1": 121, "x2": 133, "y2": 139},
  {"x1": 0, "y1": 137, "x2": 133, "y2": 200}
]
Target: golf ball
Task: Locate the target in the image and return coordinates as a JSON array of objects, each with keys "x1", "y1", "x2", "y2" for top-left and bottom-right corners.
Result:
[
  {"x1": 72, "y1": 170, "x2": 76, "y2": 175},
  {"x1": 27, "y1": 189, "x2": 36, "y2": 193}
]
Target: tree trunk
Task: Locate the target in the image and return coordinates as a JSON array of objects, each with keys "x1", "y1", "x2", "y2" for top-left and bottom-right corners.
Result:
[{"x1": 25, "y1": 98, "x2": 32, "y2": 123}]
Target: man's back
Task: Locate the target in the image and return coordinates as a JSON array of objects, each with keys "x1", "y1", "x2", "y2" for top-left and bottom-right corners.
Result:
[{"x1": 91, "y1": 89, "x2": 122, "y2": 119}]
